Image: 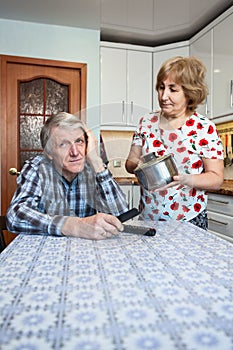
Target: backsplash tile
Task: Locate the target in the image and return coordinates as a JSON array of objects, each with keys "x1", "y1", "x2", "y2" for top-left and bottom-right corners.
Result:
[{"x1": 101, "y1": 130, "x2": 135, "y2": 178}]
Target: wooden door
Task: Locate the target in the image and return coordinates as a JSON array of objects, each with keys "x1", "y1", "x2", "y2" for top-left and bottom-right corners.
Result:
[{"x1": 0, "y1": 55, "x2": 87, "y2": 245}]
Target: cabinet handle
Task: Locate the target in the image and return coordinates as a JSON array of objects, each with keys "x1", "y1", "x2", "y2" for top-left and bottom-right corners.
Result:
[
  {"x1": 127, "y1": 190, "x2": 131, "y2": 208},
  {"x1": 208, "y1": 199, "x2": 229, "y2": 206},
  {"x1": 205, "y1": 97, "x2": 209, "y2": 117},
  {"x1": 130, "y1": 101, "x2": 133, "y2": 123},
  {"x1": 122, "y1": 100, "x2": 125, "y2": 123},
  {"x1": 205, "y1": 98, "x2": 208, "y2": 117},
  {"x1": 131, "y1": 183, "x2": 134, "y2": 205},
  {"x1": 208, "y1": 218, "x2": 228, "y2": 227},
  {"x1": 230, "y1": 80, "x2": 233, "y2": 109}
]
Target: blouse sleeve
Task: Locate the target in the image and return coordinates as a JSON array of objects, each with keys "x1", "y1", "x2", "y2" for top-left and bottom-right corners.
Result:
[{"x1": 195, "y1": 119, "x2": 224, "y2": 160}]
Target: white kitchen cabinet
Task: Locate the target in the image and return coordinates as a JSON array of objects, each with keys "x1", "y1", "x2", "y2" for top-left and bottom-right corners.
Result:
[
  {"x1": 207, "y1": 193, "x2": 233, "y2": 243},
  {"x1": 100, "y1": 45, "x2": 152, "y2": 128},
  {"x1": 120, "y1": 184, "x2": 140, "y2": 210},
  {"x1": 153, "y1": 43, "x2": 189, "y2": 111},
  {"x1": 190, "y1": 30, "x2": 212, "y2": 119},
  {"x1": 213, "y1": 12, "x2": 233, "y2": 118}
]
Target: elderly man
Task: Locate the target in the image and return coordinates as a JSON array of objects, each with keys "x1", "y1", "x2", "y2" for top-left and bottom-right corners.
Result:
[{"x1": 7, "y1": 112, "x2": 128, "y2": 240}]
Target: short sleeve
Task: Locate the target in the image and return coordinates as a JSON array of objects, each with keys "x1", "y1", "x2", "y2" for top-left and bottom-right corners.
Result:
[{"x1": 190, "y1": 118, "x2": 224, "y2": 160}]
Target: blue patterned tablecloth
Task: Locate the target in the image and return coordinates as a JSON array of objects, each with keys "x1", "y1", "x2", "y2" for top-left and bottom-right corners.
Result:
[{"x1": 0, "y1": 221, "x2": 233, "y2": 350}]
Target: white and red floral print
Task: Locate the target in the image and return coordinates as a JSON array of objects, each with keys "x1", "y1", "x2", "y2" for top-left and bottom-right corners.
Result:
[{"x1": 132, "y1": 111, "x2": 224, "y2": 222}]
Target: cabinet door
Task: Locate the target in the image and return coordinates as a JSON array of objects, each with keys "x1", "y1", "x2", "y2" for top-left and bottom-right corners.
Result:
[
  {"x1": 132, "y1": 185, "x2": 140, "y2": 209},
  {"x1": 207, "y1": 193, "x2": 233, "y2": 216},
  {"x1": 207, "y1": 211, "x2": 233, "y2": 240},
  {"x1": 190, "y1": 31, "x2": 212, "y2": 118},
  {"x1": 101, "y1": 47, "x2": 127, "y2": 126},
  {"x1": 127, "y1": 50, "x2": 152, "y2": 126},
  {"x1": 213, "y1": 13, "x2": 233, "y2": 117},
  {"x1": 120, "y1": 185, "x2": 132, "y2": 209},
  {"x1": 120, "y1": 184, "x2": 141, "y2": 210},
  {"x1": 101, "y1": 46, "x2": 152, "y2": 128},
  {"x1": 153, "y1": 46, "x2": 189, "y2": 111}
]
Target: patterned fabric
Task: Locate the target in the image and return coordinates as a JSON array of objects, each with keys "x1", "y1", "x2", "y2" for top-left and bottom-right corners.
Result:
[
  {"x1": 132, "y1": 111, "x2": 224, "y2": 223},
  {"x1": 189, "y1": 209, "x2": 208, "y2": 230},
  {"x1": 0, "y1": 221, "x2": 233, "y2": 349},
  {"x1": 6, "y1": 155, "x2": 128, "y2": 236}
]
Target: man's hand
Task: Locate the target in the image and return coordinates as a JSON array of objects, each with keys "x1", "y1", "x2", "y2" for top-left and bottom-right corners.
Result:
[
  {"x1": 85, "y1": 129, "x2": 105, "y2": 173},
  {"x1": 62, "y1": 213, "x2": 124, "y2": 240}
]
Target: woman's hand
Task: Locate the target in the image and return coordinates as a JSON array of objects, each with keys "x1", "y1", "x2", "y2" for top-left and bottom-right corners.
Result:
[{"x1": 152, "y1": 175, "x2": 186, "y2": 192}]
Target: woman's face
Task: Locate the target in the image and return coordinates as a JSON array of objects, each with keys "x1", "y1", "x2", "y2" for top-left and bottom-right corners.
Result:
[{"x1": 157, "y1": 75, "x2": 188, "y2": 118}]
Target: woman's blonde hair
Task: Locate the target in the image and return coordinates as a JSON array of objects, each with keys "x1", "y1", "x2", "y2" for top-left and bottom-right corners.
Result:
[{"x1": 156, "y1": 56, "x2": 208, "y2": 112}]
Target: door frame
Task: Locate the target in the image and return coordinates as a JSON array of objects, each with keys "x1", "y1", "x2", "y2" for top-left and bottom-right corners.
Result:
[{"x1": 0, "y1": 54, "x2": 87, "y2": 215}]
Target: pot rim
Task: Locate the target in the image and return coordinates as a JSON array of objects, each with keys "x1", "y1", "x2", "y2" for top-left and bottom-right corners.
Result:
[{"x1": 134, "y1": 153, "x2": 174, "y2": 172}]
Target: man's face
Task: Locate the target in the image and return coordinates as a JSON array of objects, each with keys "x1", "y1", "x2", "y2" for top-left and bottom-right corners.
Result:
[{"x1": 47, "y1": 126, "x2": 86, "y2": 182}]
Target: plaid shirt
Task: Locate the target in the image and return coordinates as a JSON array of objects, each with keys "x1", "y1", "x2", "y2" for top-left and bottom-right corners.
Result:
[{"x1": 6, "y1": 155, "x2": 128, "y2": 236}]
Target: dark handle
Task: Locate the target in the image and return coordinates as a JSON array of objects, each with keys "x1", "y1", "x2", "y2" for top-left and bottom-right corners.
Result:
[{"x1": 117, "y1": 208, "x2": 140, "y2": 223}]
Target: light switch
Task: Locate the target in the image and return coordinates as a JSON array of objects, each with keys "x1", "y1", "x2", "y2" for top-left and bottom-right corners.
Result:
[{"x1": 113, "y1": 159, "x2": 121, "y2": 167}]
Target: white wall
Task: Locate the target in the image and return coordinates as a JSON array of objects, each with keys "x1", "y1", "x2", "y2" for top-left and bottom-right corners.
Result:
[
  {"x1": 0, "y1": 18, "x2": 100, "y2": 129},
  {"x1": 0, "y1": 19, "x2": 101, "y2": 211}
]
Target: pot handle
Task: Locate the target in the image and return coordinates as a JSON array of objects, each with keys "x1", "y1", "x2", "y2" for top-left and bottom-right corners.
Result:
[{"x1": 143, "y1": 152, "x2": 157, "y2": 163}]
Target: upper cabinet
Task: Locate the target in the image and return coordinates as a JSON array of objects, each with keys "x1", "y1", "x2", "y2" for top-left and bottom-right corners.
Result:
[
  {"x1": 213, "y1": 12, "x2": 233, "y2": 119},
  {"x1": 100, "y1": 45, "x2": 152, "y2": 128},
  {"x1": 153, "y1": 43, "x2": 189, "y2": 111},
  {"x1": 190, "y1": 30, "x2": 212, "y2": 119},
  {"x1": 100, "y1": 7, "x2": 233, "y2": 129},
  {"x1": 189, "y1": 8, "x2": 233, "y2": 123}
]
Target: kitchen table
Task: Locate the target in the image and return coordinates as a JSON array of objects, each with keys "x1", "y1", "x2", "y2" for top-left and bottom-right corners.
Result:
[{"x1": 0, "y1": 221, "x2": 233, "y2": 350}]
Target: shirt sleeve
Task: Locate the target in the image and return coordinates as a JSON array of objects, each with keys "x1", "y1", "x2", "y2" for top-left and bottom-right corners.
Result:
[
  {"x1": 95, "y1": 168, "x2": 128, "y2": 215},
  {"x1": 195, "y1": 119, "x2": 224, "y2": 160},
  {"x1": 6, "y1": 162, "x2": 65, "y2": 237}
]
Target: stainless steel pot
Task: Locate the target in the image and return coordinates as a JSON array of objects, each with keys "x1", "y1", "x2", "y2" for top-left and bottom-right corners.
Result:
[{"x1": 134, "y1": 152, "x2": 178, "y2": 191}]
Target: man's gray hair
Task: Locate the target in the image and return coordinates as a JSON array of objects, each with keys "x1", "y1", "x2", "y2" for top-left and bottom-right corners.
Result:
[{"x1": 40, "y1": 112, "x2": 86, "y2": 153}]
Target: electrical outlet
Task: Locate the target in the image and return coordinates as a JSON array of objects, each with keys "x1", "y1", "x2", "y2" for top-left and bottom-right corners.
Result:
[{"x1": 113, "y1": 159, "x2": 121, "y2": 167}]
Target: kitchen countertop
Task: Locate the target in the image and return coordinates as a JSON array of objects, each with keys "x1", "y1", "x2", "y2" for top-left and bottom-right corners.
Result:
[
  {"x1": 115, "y1": 177, "x2": 233, "y2": 196},
  {"x1": 114, "y1": 176, "x2": 138, "y2": 185},
  {"x1": 208, "y1": 180, "x2": 233, "y2": 196}
]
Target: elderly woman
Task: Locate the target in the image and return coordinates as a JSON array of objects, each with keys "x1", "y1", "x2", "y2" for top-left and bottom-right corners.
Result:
[{"x1": 125, "y1": 56, "x2": 224, "y2": 229}]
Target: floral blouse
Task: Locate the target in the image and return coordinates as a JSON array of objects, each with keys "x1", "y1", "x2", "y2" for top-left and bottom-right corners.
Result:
[{"x1": 132, "y1": 111, "x2": 224, "y2": 222}]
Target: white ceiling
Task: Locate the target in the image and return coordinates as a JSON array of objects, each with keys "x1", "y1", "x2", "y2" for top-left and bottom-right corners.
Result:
[{"x1": 0, "y1": 0, "x2": 233, "y2": 46}]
